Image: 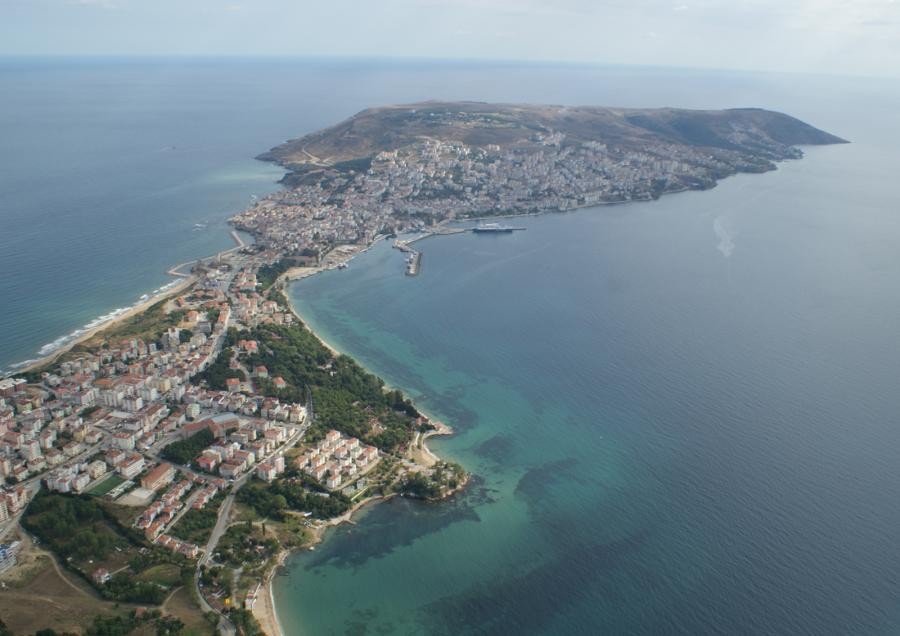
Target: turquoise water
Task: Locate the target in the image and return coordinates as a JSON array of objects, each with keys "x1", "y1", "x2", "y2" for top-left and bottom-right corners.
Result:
[
  {"x1": 0, "y1": 58, "x2": 880, "y2": 372},
  {"x1": 5, "y1": 58, "x2": 900, "y2": 634},
  {"x1": 281, "y1": 89, "x2": 900, "y2": 633}
]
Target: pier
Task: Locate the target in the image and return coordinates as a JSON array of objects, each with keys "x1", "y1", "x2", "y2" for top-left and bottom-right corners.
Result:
[
  {"x1": 406, "y1": 251, "x2": 421, "y2": 276},
  {"x1": 392, "y1": 224, "x2": 525, "y2": 277},
  {"x1": 393, "y1": 239, "x2": 422, "y2": 276},
  {"x1": 230, "y1": 229, "x2": 247, "y2": 248}
]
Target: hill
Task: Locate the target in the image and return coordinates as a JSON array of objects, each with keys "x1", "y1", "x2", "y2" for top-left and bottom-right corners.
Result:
[{"x1": 259, "y1": 101, "x2": 846, "y2": 176}]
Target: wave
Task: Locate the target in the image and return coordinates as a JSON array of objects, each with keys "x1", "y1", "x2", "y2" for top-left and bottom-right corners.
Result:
[
  {"x1": 5, "y1": 279, "x2": 183, "y2": 373},
  {"x1": 35, "y1": 306, "x2": 132, "y2": 357}
]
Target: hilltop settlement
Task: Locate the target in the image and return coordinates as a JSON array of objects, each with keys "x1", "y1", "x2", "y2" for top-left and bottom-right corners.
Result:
[{"x1": 0, "y1": 102, "x2": 844, "y2": 636}]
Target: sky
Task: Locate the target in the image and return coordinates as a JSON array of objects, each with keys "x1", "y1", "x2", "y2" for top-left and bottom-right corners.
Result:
[{"x1": 1, "y1": 0, "x2": 899, "y2": 77}]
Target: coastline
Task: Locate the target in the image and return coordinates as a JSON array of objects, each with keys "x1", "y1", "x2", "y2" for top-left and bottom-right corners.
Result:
[
  {"x1": 12, "y1": 274, "x2": 197, "y2": 376},
  {"x1": 5, "y1": 146, "x2": 715, "y2": 634},
  {"x1": 8, "y1": 159, "x2": 765, "y2": 634},
  {"x1": 7, "y1": 176, "x2": 729, "y2": 633},
  {"x1": 5, "y1": 228, "x2": 252, "y2": 377},
  {"x1": 253, "y1": 276, "x2": 460, "y2": 636},
  {"x1": 4, "y1": 211, "x2": 460, "y2": 636},
  {"x1": 255, "y1": 422, "x2": 459, "y2": 636}
]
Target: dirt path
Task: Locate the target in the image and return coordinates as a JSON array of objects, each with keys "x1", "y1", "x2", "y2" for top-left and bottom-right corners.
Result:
[
  {"x1": 161, "y1": 585, "x2": 182, "y2": 613},
  {"x1": 45, "y1": 551, "x2": 94, "y2": 599}
]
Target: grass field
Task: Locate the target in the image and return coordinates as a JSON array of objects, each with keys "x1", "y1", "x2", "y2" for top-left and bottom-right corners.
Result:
[
  {"x1": 135, "y1": 563, "x2": 183, "y2": 587},
  {"x1": 163, "y1": 586, "x2": 217, "y2": 636},
  {"x1": 0, "y1": 555, "x2": 130, "y2": 634},
  {"x1": 87, "y1": 473, "x2": 126, "y2": 496}
]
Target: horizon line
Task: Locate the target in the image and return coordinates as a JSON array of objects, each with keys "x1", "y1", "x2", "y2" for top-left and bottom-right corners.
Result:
[{"x1": 0, "y1": 54, "x2": 895, "y2": 82}]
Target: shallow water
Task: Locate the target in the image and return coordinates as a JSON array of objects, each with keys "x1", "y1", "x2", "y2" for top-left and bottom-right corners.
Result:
[{"x1": 280, "y1": 74, "x2": 900, "y2": 634}]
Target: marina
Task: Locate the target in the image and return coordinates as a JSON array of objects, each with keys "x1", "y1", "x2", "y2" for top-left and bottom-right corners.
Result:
[{"x1": 392, "y1": 224, "x2": 524, "y2": 276}]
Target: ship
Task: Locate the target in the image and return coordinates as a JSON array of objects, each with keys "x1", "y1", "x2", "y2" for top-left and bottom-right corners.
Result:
[{"x1": 472, "y1": 223, "x2": 516, "y2": 233}]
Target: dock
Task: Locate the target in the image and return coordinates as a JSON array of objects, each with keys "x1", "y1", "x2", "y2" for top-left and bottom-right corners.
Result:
[
  {"x1": 391, "y1": 223, "x2": 524, "y2": 277},
  {"x1": 405, "y1": 251, "x2": 421, "y2": 276},
  {"x1": 393, "y1": 239, "x2": 422, "y2": 276},
  {"x1": 230, "y1": 229, "x2": 246, "y2": 248}
]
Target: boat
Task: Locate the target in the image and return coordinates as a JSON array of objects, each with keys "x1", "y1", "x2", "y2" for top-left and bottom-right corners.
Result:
[{"x1": 472, "y1": 223, "x2": 516, "y2": 233}]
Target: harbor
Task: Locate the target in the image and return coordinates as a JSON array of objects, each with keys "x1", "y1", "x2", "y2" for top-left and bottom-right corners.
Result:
[
  {"x1": 392, "y1": 224, "x2": 524, "y2": 276},
  {"x1": 393, "y1": 239, "x2": 423, "y2": 276}
]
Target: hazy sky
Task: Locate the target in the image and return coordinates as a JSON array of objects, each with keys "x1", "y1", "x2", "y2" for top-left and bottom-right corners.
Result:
[{"x1": 2, "y1": 0, "x2": 899, "y2": 76}]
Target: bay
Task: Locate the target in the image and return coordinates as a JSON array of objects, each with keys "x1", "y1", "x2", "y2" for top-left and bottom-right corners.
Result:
[
  {"x1": 280, "y1": 73, "x2": 900, "y2": 634},
  {"x1": 4, "y1": 57, "x2": 900, "y2": 635}
]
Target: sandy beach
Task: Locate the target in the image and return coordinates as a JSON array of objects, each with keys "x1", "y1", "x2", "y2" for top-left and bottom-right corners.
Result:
[
  {"x1": 17, "y1": 274, "x2": 197, "y2": 375},
  {"x1": 253, "y1": 550, "x2": 288, "y2": 636},
  {"x1": 252, "y1": 495, "x2": 390, "y2": 636},
  {"x1": 251, "y1": 422, "x2": 455, "y2": 636}
]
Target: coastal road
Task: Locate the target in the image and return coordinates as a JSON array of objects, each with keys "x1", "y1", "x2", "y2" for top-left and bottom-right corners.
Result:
[
  {"x1": 193, "y1": 423, "x2": 306, "y2": 635},
  {"x1": 195, "y1": 474, "x2": 248, "y2": 636}
]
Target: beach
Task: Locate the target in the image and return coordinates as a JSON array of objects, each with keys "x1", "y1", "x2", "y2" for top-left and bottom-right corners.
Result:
[
  {"x1": 253, "y1": 550, "x2": 288, "y2": 636},
  {"x1": 250, "y1": 423, "x2": 456, "y2": 636},
  {"x1": 16, "y1": 275, "x2": 197, "y2": 375}
]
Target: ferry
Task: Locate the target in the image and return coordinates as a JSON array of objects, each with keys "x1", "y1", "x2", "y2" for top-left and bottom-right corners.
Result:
[{"x1": 472, "y1": 223, "x2": 516, "y2": 233}]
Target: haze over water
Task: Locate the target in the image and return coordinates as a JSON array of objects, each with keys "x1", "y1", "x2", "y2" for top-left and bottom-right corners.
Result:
[
  {"x1": 3, "y1": 58, "x2": 900, "y2": 634},
  {"x1": 282, "y1": 74, "x2": 900, "y2": 633}
]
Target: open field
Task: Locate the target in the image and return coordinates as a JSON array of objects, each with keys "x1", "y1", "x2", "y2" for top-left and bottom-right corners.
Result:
[
  {"x1": 163, "y1": 586, "x2": 216, "y2": 636},
  {"x1": 0, "y1": 554, "x2": 128, "y2": 634},
  {"x1": 135, "y1": 563, "x2": 182, "y2": 587}
]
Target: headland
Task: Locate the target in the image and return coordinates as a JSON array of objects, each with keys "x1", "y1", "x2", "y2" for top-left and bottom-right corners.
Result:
[{"x1": 0, "y1": 101, "x2": 844, "y2": 635}]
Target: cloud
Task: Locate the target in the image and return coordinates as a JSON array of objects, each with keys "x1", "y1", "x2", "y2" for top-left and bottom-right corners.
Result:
[{"x1": 860, "y1": 17, "x2": 896, "y2": 26}]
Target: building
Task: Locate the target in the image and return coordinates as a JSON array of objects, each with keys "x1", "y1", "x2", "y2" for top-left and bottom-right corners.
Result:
[
  {"x1": 197, "y1": 452, "x2": 219, "y2": 473},
  {"x1": 141, "y1": 462, "x2": 176, "y2": 491},
  {"x1": 118, "y1": 453, "x2": 145, "y2": 479},
  {"x1": 256, "y1": 461, "x2": 277, "y2": 482},
  {"x1": 245, "y1": 583, "x2": 261, "y2": 610},
  {"x1": 87, "y1": 460, "x2": 107, "y2": 479},
  {"x1": 0, "y1": 542, "x2": 20, "y2": 573},
  {"x1": 72, "y1": 472, "x2": 91, "y2": 493},
  {"x1": 219, "y1": 462, "x2": 242, "y2": 479},
  {"x1": 112, "y1": 431, "x2": 136, "y2": 450},
  {"x1": 92, "y1": 567, "x2": 111, "y2": 585},
  {"x1": 3, "y1": 486, "x2": 27, "y2": 513}
]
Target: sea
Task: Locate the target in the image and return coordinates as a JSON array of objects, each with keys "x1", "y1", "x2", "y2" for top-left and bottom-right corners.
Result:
[{"x1": 3, "y1": 58, "x2": 900, "y2": 635}]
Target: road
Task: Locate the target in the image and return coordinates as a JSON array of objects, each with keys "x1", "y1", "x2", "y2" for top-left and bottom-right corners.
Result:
[
  {"x1": 192, "y1": 421, "x2": 307, "y2": 635},
  {"x1": 0, "y1": 437, "x2": 108, "y2": 540}
]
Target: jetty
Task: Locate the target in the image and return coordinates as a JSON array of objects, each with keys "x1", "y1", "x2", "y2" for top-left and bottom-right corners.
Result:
[
  {"x1": 406, "y1": 251, "x2": 421, "y2": 276},
  {"x1": 393, "y1": 239, "x2": 422, "y2": 276}
]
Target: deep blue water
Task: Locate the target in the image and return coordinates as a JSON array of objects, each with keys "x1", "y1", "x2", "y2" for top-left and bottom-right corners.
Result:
[
  {"x1": 279, "y1": 73, "x2": 900, "y2": 634},
  {"x1": 0, "y1": 58, "x2": 882, "y2": 371},
  {"x1": 4, "y1": 58, "x2": 900, "y2": 635}
]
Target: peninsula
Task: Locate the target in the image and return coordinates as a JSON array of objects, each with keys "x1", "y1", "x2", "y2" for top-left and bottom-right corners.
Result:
[
  {"x1": 233, "y1": 101, "x2": 845, "y2": 253},
  {"x1": 0, "y1": 102, "x2": 843, "y2": 636}
]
